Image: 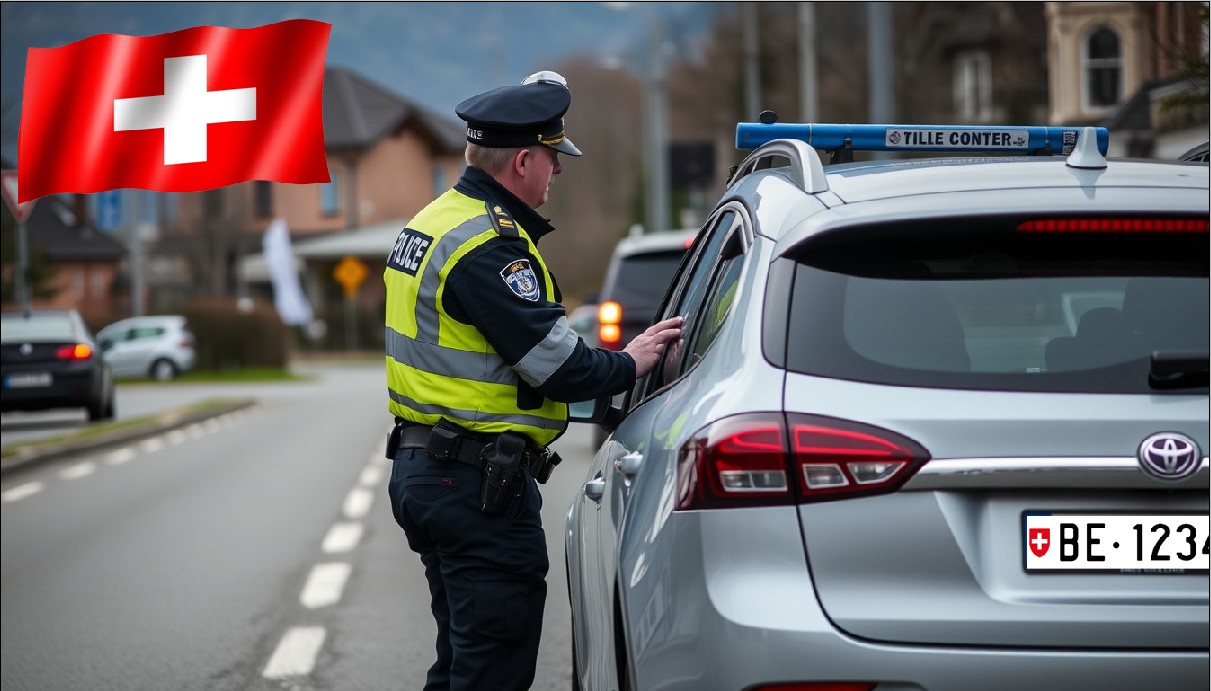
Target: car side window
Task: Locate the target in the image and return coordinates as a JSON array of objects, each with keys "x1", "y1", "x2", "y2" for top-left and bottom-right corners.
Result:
[
  {"x1": 627, "y1": 208, "x2": 740, "y2": 405},
  {"x1": 680, "y1": 244, "x2": 745, "y2": 377}
]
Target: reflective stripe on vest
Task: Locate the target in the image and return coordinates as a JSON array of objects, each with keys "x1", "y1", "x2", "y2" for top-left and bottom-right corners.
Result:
[{"x1": 384, "y1": 189, "x2": 568, "y2": 446}]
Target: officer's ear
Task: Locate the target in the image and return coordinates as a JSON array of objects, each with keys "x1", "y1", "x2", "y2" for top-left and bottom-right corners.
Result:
[{"x1": 513, "y1": 147, "x2": 532, "y2": 175}]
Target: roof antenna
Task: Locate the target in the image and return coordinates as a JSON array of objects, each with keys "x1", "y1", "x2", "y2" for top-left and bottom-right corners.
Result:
[{"x1": 1065, "y1": 126, "x2": 1107, "y2": 170}]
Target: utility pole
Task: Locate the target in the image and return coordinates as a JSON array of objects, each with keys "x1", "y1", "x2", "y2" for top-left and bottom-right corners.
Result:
[
  {"x1": 644, "y1": 11, "x2": 670, "y2": 235},
  {"x1": 868, "y1": 2, "x2": 896, "y2": 158},
  {"x1": 743, "y1": 3, "x2": 761, "y2": 120},
  {"x1": 799, "y1": 3, "x2": 818, "y2": 122},
  {"x1": 126, "y1": 190, "x2": 145, "y2": 316}
]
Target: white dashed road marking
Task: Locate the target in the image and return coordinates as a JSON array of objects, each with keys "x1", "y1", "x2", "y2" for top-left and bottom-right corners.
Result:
[
  {"x1": 261, "y1": 438, "x2": 393, "y2": 683},
  {"x1": 59, "y1": 461, "x2": 97, "y2": 480},
  {"x1": 359, "y1": 464, "x2": 384, "y2": 487},
  {"x1": 2, "y1": 481, "x2": 44, "y2": 503},
  {"x1": 321, "y1": 522, "x2": 363, "y2": 554},
  {"x1": 104, "y1": 448, "x2": 137, "y2": 466},
  {"x1": 342, "y1": 487, "x2": 375, "y2": 519},
  {"x1": 262, "y1": 626, "x2": 326, "y2": 679},
  {"x1": 139, "y1": 437, "x2": 165, "y2": 453},
  {"x1": 300, "y1": 562, "x2": 352, "y2": 609}
]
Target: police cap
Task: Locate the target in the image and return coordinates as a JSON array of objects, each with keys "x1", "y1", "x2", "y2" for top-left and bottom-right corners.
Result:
[{"x1": 456, "y1": 72, "x2": 582, "y2": 157}]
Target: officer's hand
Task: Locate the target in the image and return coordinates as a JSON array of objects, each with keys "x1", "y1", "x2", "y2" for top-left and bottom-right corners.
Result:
[{"x1": 623, "y1": 316, "x2": 684, "y2": 378}]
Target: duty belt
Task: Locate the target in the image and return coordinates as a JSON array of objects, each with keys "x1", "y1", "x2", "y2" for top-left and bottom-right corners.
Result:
[{"x1": 396, "y1": 422, "x2": 548, "y2": 475}]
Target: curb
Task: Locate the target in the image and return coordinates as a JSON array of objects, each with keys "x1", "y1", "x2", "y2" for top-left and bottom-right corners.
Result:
[{"x1": 0, "y1": 398, "x2": 260, "y2": 476}]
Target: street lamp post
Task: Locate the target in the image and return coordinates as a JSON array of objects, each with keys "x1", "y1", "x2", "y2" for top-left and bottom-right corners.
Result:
[{"x1": 644, "y1": 12, "x2": 670, "y2": 235}]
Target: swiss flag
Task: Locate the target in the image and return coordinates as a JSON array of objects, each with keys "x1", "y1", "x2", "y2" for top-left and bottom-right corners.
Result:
[{"x1": 17, "y1": 19, "x2": 331, "y2": 203}]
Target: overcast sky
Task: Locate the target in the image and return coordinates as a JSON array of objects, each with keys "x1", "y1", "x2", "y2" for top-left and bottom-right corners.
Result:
[{"x1": 1, "y1": 1, "x2": 713, "y2": 164}]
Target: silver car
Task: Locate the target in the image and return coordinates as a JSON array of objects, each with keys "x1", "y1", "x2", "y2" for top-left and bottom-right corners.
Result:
[
  {"x1": 565, "y1": 122, "x2": 1209, "y2": 691},
  {"x1": 97, "y1": 315, "x2": 196, "y2": 380}
]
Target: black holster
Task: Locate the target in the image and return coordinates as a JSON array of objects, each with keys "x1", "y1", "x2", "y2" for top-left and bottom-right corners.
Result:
[
  {"x1": 480, "y1": 432, "x2": 527, "y2": 514},
  {"x1": 385, "y1": 424, "x2": 403, "y2": 459},
  {"x1": 531, "y1": 448, "x2": 562, "y2": 484}
]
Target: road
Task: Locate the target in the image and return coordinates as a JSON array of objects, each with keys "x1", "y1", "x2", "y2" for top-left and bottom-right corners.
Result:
[{"x1": 0, "y1": 362, "x2": 596, "y2": 690}]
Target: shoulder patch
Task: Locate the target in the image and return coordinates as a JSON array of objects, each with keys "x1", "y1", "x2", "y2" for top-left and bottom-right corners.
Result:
[
  {"x1": 499, "y1": 259, "x2": 541, "y2": 301},
  {"x1": 487, "y1": 203, "x2": 518, "y2": 237}
]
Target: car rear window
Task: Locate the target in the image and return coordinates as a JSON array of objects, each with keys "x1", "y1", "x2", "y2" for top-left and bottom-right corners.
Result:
[
  {"x1": 1, "y1": 314, "x2": 78, "y2": 341},
  {"x1": 609, "y1": 251, "x2": 686, "y2": 306},
  {"x1": 785, "y1": 215, "x2": 1209, "y2": 394}
]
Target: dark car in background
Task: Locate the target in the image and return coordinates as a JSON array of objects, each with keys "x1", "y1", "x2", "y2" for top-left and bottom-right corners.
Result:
[
  {"x1": 591, "y1": 228, "x2": 696, "y2": 447},
  {"x1": 1, "y1": 309, "x2": 115, "y2": 422},
  {"x1": 594, "y1": 229, "x2": 696, "y2": 351}
]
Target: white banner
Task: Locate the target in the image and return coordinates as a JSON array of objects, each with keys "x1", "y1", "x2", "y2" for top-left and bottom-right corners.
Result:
[{"x1": 262, "y1": 218, "x2": 314, "y2": 326}]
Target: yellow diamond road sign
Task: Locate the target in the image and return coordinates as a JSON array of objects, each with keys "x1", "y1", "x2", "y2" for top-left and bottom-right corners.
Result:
[{"x1": 333, "y1": 255, "x2": 368, "y2": 297}]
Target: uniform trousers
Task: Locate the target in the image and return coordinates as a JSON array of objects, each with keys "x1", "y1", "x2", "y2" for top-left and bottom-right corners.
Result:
[{"x1": 389, "y1": 446, "x2": 548, "y2": 691}]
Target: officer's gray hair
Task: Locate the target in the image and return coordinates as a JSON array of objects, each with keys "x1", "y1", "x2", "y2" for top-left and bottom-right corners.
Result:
[{"x1": 466, "y1": 143, "x2": 526, "y2": 175}]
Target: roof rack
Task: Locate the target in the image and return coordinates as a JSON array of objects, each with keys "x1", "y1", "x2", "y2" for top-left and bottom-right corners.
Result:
[
  {"x1": 725, "y1": 138, "x2": 828, "y2": 192},
  {"x1": 735, "y1": 112, "x2": 1109, "y2": 163}
]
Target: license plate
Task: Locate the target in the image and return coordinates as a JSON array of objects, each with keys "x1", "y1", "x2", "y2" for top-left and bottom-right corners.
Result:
[
  {"x1": 5, "y1": 372, "x2": 52, "y2": 388},
  {"x1": 1023, "y1": 513, "x2": 1210, "y2": 573}
]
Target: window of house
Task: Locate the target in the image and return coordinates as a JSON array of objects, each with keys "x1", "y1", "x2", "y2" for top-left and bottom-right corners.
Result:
[
  {"x1": 254, "y1": 181, "x2": 273, "y2": 219},
  {"x1": 321, "y1": 170, "x2": 341, "y2": 216},
  {"x1": 1083, "y1": 26, "x2": 1122, "y2": 109},
  {"x1": 953, "y1": 50, "x2": 992, "y2": 121}
]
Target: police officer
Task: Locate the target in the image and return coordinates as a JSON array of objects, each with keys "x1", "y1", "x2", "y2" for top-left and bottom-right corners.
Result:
[{"x1": 384, "y1": 71, "x2": 682, "y2": 691}]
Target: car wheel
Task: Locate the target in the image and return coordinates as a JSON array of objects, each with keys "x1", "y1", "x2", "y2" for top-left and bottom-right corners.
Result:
[
  {"x1": 86, "y1": 394, "x2": 106, "y2": 422},
  {"x1": 103, "y1": 392, "x2": 116, "y2": 420},
  {"x1": 150, "y1": 358, "x2": 177, "y2": 381}
]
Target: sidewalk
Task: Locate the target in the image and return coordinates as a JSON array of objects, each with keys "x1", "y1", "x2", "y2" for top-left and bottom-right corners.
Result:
[{"x1": 0, "y1": 398, "x2": 258, "y2": 476}]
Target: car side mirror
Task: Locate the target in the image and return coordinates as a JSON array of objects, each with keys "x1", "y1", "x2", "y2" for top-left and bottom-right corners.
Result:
[{"x1": 568, "y1": 396, "x2": 622, "y2": 432}]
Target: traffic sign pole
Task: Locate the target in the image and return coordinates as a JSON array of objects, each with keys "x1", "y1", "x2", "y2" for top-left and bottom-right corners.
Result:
[
  {"x1": 1, "y1": 170, "x2": 37, "y2": 312},
  {"x1": 16, "y1": 219, "x2": 29, "y2": 312}
]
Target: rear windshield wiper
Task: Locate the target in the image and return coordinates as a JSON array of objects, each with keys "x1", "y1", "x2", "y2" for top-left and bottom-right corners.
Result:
[{"x1": 1149, "y1": 351, "x2": 1210, "y2": 390}]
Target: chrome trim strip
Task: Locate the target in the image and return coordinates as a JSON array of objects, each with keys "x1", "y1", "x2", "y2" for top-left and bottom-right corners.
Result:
[{"x1": 905, "y1": 457, "x2": 1210, "y2": 490}]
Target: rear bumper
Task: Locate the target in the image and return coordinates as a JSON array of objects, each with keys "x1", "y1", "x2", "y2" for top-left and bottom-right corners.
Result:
[
  {"x1": 0, "y1": 366, "x2": 100, "y2": 412},
  {"x1": 623, "y1": 509, "x2": 1209, "y2": 691}
]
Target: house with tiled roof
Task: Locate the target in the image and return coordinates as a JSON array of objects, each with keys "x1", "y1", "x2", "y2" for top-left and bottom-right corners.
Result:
[
  {"x1": 1045, "y1": 2, "x2": 1208, "y2": 158},
  {"x1": 153, "y1": 66, "x2": 467, "y2": 323},
  {"x1": 1, "y1": 169, "x2": 127, "y2": 323}
]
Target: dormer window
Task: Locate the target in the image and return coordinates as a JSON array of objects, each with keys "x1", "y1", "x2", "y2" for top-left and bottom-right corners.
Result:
[{"x1": 1083, "y1": 26, "x2": 1122, "y2": 110}]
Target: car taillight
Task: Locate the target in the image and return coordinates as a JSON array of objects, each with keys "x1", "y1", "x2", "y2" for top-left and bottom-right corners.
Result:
[
  {"x1": 1016, "y1": 218, "x2": 1209, "y2": 233},
  {"x1": 675, "y1": 413, "x2": 928, "y2": 510},
  {"x1": 598, "y1": 300, "x2": 622, "y2": 350},
  {"x1": 56, "y1": 343, "x2": 93, "y2": 360}
]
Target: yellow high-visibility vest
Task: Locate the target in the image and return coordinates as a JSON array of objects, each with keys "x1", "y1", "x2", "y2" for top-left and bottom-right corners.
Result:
[{"x1": 384, "y1": 188, "x2": 567, "y2": 446}]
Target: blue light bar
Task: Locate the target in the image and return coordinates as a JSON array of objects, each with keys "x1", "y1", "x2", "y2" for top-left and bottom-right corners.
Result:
[{"x1": 735, "y1": 122, "x2": 1109, "y2": 156}]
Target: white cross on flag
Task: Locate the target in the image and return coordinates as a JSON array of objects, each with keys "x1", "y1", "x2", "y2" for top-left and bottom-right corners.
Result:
[{"x1": 17, "y1": 20, "x2": 331, "y2": 203}]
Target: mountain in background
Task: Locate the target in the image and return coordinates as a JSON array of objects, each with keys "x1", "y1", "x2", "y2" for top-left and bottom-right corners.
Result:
[{"x1": 0, "y1": 1, "x2": 713, "y2": 163}]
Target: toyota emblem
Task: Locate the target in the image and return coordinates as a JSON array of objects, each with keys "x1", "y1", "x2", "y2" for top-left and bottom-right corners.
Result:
[
  {"x1": 19, "y1": 343, "x2": 32, "y2": 356},
  {"x1": 1137, "y1": 432, "x2": 1202, "y2": 482}
]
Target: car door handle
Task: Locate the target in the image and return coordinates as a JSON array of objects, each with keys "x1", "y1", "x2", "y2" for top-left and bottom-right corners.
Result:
[
  {"x1": 583, "y1": 477, "x2": 605, "y2": 503},
  {"x1": 614, "y1": 451, "x2": 644, "y2": 476}
]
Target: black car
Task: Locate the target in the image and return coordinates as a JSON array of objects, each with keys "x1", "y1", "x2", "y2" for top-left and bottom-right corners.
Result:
[
  {"x1": 590, "y1": 228, "x2": 695, "y2": 446},
  {"x1": 1, "y1": 309, "x2": 115, "y2": 422},
  {"x1": 594, "y1": 228, "x2": 696, "y2": 350}
]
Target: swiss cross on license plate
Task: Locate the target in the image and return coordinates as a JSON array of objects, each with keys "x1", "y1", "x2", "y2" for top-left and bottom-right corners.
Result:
[{"x1": 1023, "y1": 513, "x2": 1210, "y2": 573}]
